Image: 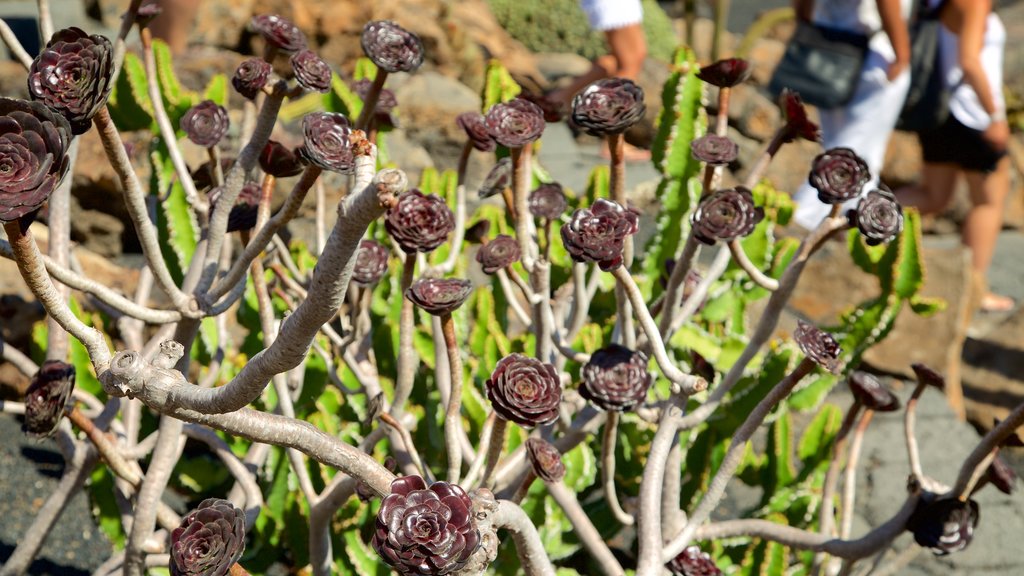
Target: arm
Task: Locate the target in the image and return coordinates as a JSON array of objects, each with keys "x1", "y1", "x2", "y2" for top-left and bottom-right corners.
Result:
[
  {"x1": 876, "y1": 0, "x2": 911, "y2": 80},
  {"x1": 949, "y1": 0, "x2": 1008, "y2": 147},
  {"x1": 793, "y1": 0, "x2": 814, "y2": 22}
]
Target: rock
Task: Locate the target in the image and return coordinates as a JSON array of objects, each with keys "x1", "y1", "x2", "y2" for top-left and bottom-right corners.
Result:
[
  {"x1": 391, "y1": 70, "x2": 482, "y2": 176},
  {"x1": 534, "y1": 52, "x2": 593, "y2": 85},
  {"x1": 880, "y1": 131, "x2": 923, "y2": 187},
  {"x1": 69, "y1": 197, "x2": 125, "y2": 258},
  {"x1": 0, "y1": 61, "x2": 29, "y2": 100},
  {"x1": 961, "y1": 306, "x2": 1024, "y2": 431},
  {"x1": 722, "y1": 84, "x2": 780, "y2": 142},
  {"x1": 745, "y1": 36, "x2": 786, "y2": 87}
]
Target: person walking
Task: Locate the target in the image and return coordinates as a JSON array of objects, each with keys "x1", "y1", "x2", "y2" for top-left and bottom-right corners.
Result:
[
  {"x1": 897, "y1": 0, "x2": 1012, "y2": 312},
  {"x1": 790, "y1": 0, "x2": 912, "y2": 229}
]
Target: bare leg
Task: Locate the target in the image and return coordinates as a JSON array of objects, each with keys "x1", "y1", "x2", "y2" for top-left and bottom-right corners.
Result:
[
  {"x1": 895, "y1": 162, "x2": 960, "y2": 216},
  {"x1": 963, "y1": 157, "x2": 1012, "y2": 310},
  {"x1": 150, "y1": 0, "x2": 201, "y2": 54},
  {"x1": 550, "y1": 23, "x2": 648, "y2": 103}
]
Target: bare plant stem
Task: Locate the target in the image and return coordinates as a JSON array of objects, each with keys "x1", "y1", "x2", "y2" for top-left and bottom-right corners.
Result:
[
  {"x1": 441, "y1": 313, "x2": 465, "y2": 482},
  {"x1": 532, "y1": 261, "x2": 552, "y2": 362},
  {"x1": 657, "y1": 235, "x2": 700, "y2": 338},
  {"x1": 602, "y1": 411, "x2": 634, "y2": 525},
  {"x1": 950, "y1": 399, "x2": 1024, "y2": 499},
  {"x1": 490, "y1": 500, "x2": 557, "y2": 576},
  {"x1": 511, "y1": 146, "x2": 537, "y2": 271},
  {"x1": 355, "y1": 70, "x2": 388, "y2": 131},
  {"x1": 464, "y1": 412, "x2": 498, "y2": 488},
  {"x1": 661, "y1": 437, "x2": 685, "y2": 539},
  {"x1": 815, "y1": 401, "x2": 862, "y2": 574},
  {"x1": 481, "y1": 418, "x2": 509, "y2": 488},
  {"x1": 380, "y1": 413, "x2": 433, "y2": 483},
  {"x1": 45, "y1": 138, "x2": 77, "y2": 361},
  {"x1": 0, "y1": 19, "x2": 32, "y2": 69},
  {"x1": 635, "y1": 393, "x2": 686, "y2": 575},
  {"x1": 496, "y1": 269, "x2": 533, "y2": 327},
  {"x1": 668, "y1": 244, "x2": 731, "y2": 336},
  {"x1": 391, "y1": 254, "x2": 418, "y2": 415},
  {"x1": 545, "y1": 480, "x2": 626, "y2": 575},
  {"x1": 841, "y1": 410, "x2": 875, "y2": 539},
  {"x1": 904, "y1": 383, "x2": 928, "y2": 483},
  {"x1": 728, "y1": 238, "x2": 779, "y2": 290}
]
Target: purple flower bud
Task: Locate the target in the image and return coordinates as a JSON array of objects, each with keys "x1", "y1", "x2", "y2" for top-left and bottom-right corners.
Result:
[
  {"x1": 794, "y1": 320, "x2": 841, "y2": 374},
  {"x1": 850, "y1": 188, "x2": 903, "y2": 246},
  {"x1": 985, "y1": 455, "x2": 1017, "y2": 495},
  {"x1": 251, "y1": 14, "x2": 307, "y2": 53},
  {"x1": 691, "y1": 186, "x2": 764, "y2": 245},
  {"x1": 528, "y1": 183, "x2": 567, "y2": 220},
  {"x1": 290, "y1": 49, "x2": 331, "y2": 93},
  {"x1": 259, "y1": 140, "x2": 303, "y2": 178},
  {"x1": 484, "y1": 99, "x2": 545, "y2": 148},
  {"x1": 170, "y1": 498, "x2": 246, "y2": 576},
  {"x1": 667, "y1": 545, "x2": 722, "y2": 576},
  {"x1": 907, "y1": 497, "x2": 979, "y2": 555},
  {"x1": 406, "y1": 278, "x2": 473, "y2": 316},
  {"x1": 525, "y1": 438, "x2": 566, "y2": 483},
  {"x1": 22, "y1": 360, "x2": 75, "y2": 438},
  {"x1": 478, "y1": 157, "x2": 511, "y2": 199},
  {"x1": 180, "y1": 100, "x2": 229, "y2": 148},
  {"x1": 0, "y1": 98, "x2": 73, "y2": 223},
  {"x1": 361, "y1": 20, "x2": 424, "y2": 74},
  {"x1": 697, "y1": 58, "x2": 751, "y2": 88},
  {"x1": 372, "y1": 475, "x2": 480, "y2": 575},
  {"x1": 456, "y1": 112, "x2": 496, "y2": 152},
  {"x1": 848, "y1": 371, "x2": 900, "y2": 411},
  {"x1": 28, "y1": 27, "x2": 114, "y2": 135},
  {"x1": 298, "y1": 112, "x2": 354, "y2": 173},
  {"x1": 911, "y1": 363, "x2": 946, "y2": 391},
  {"x1": 570, "y1": 77, "x2": 646, "y2": 136},
  {"x1": 779, "y1": 89, "x2": 820, "y2": 143},
  {"x1": 385, "y1": 189, "x2": 455, "y2": 254},
  {"x1": 808, "y1": 147, "x2": 870, "y2": 204},
  {"x1": 580, "y1": 344, "x2": 652, "y2": 412},
  {"x1": 232, "y1": 58, "x2": 271, "y2": 100},
  {"x1": 560, "y1": 198, "x2": 639, "y2": 271},
  {"x1": 486, "y1": 354, "x2": 562, "y2": 428},
  {"x1": 135, "y1": 0, "x2": 163, "y2": 27},
  {"x1": 475, "y1": 234, "x2": 520, "y2": 274},
  {"x1": 353, "y1": 239, "x2": 389, "y2": 287},
  {"x1": 690, "y1": 134, "x2": 738, "y2": 166}
]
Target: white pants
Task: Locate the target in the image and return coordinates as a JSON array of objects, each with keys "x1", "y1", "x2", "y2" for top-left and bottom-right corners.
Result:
[
  {"x1": 579, "y1": 0, "x2": 643, "y2": 31},
  {"x1": 792, "y1": 48, "x2": 911, "y2": 229}
]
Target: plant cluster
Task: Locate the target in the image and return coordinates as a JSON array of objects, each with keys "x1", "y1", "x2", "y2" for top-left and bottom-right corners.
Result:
[{"x1": 0, "y1": 4, "x2": 1020, "y2": 576}]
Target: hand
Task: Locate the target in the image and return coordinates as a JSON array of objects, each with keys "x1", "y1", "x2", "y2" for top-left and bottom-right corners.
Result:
[
  {"x1": 887, "y1": 57, "x2": 909, "y2": 82},
  {"x1": 983, "y1": 120, "x2": 1010, "y2": 152}
]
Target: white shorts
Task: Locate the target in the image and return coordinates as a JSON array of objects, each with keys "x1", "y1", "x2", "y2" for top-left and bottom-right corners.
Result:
[{"x1": 579, "y1": 0, "x2": 643, "y2": 31}]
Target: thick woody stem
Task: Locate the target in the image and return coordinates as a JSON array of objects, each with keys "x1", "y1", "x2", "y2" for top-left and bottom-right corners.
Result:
[
  {"x1": 442, "y1": 313, "x2": 465, "y2": 482},
  {"x1": 546, "y1": 480, "x2": 626, "y2": 576},
  {"x1": 602, "y1": 411, "x2": 634, "y2": 526},
  {"x1": 511, "y1": 146, "x2": 537, "y2": 271},
  {"x1": 491, "y1": 500, "x2": 557, "y2": 576},
  {"x1": 481, "y1": 418, "x2": 509, "y2": 488},
  {"x1": 46, "y1": 138, "x2": 78, "y2": 361},
  {"x1": 635, "y1": 393, "x2": 686, "y2": 575}
]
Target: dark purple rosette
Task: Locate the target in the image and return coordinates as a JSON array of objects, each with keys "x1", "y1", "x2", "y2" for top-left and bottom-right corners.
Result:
[
  {"x1": 251, "y1": 14, "x2": 307, "y2": 53},
  {"x1": 180, "y1": 100, "x2": 229, "y2": 148},
  {"x1": 475, "y1": 234, "x2": 520, "y2": 274},
  {"x1": 290, "y1": 49, "x2": 331, "y2": 93},
  {"x1": 528, "y1": 182, "x2": 567, "y2": 220},
  {"x1": 525, "y1": 438, "x2": 566, "y2": 483},
  {"x1": 570, "y1": 77, "x2": 646, "y2": 136},
  {"x1": 352, "y1": 79, "x2": 399, "y2": 128},
  {"x1": 808, "y1": 147, "x2": 870, "y2": 204},
  {"x1": 232, "y1": 58, "x2": 271, "y2": 100},
  {"x1": 353, "y1": 239, "x2": 389, "y2": 287},
  {"x1": 455, "y1": 112, "x2": 496, "y2": 152},
  {"x1": 28, "y1": 27, "x2": 114, "y2": 135},
  {"x1": 690, "y1": 134, "x2": 738, "y2": 166},
  {"x1": 298, "y1": 112, "x2": 354, "y2": 173},
  {"x1": 385, "y1": 189, "x2": 455, "y2": 253},
  {"x1": 794, "y1": 320, "x2": 841, "y2": 374},
  {"x1": 911, "y1": 363, "x2": 946, "y2": 391},
  {"x1": 518, "y1": 89, "x2": 566, "y2": 123},
  {"x1": 847, "y1": 371, "x2": 900, "y2": 411},
  {"x1": 907, "y1": 497, "x2": 980, "y2": 555},
  {"x1": 485, "y1": 353, "x2": 562, "y2": 428},
  {"x1": 985, "y1": 456, "x2": 1017, "y2": 495},
  {"x1": 580, "y1": 344, "x2": 652, "y2": 412},
  {"x1": 170, "y1": 498, "x2": 246, "y2": 576},
  {"x1": 22, "y1": 360, "x2": 75, "y2": 438},
  {"x1": 484, "y1": 98, "x2": 546, "y2": 149},
  {"x1": 406, "y1": 278, "x2": 473, "y2": 317},
  {"x1": 560, "y1": 198, "x2": 639, "y2": 271},
  {"x1": 779, "y1": 89, "x2": 821, "y2": 143},
  {"x1": 0, "y1": 98, "x2": 73, "y2": 223},
  {"x1": 850, "y1": 188, "x2": 903, "y2": 246},
  {"x1": 259, "y1": 140, "x2": 303, "y2": 178},
  {"x1": 667, "y1": 545, "x2": 722, "y2": 576},
  {"x1": 478, "y1": 157, "x2": 511, "y2": 199},
  {"x1": 690, "y1": 186, "x2": 764, "y2": 245},
  {"x1": 209, "y1": 182, "x2": 261, "y2": 233},
  {"x1": 371, "y1": 475, "x2": 480, "y2": 575},
  {"x1": 361, "y1": 20, "x2": 425, "y2": 74},
  {"x1": 697, "y1": 57, "x2": 752, "y2": 89}
]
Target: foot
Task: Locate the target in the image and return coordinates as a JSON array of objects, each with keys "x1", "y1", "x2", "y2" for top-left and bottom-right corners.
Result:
[{"x1": 980, "y1": 292, "x2": 1015, "y2": 313}]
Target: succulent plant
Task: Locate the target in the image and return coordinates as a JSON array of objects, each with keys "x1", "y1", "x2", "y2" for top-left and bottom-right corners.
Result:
[
  {"x1": 290, "y1": 49, "x2": 331, "y2": 93},
  {"x1": 478, "y1": 157, "x2": 511, "y2": 199},
  {"x1": 298, "y1": 112, "x2": 354, "y2": 173},
  {"x1": 180, "y1": 100, "x2": 229, "y2": 148},
  {"x1": 779, "y1": 89, "x2": 820, "y2": 143},
  {"x1": 191, "y1": 157, "x2": 234, "y2": 191},
  {"x1": 911, "y1": 363, "x2": 946, "y2": 390},
  {"x1": 475, "y1": 234, "x2": 521, "y2": 274},
  {"x1": 209, "y1": 182, "x2": 261, "y2": 233},
  {"x1": 352, "y1": 239, "x2": 390, "y2": 287},
  {"x1": 690, "y1": 134, "x2": 738, "y2": 166},
  {"x1": 406, "y1": 278, "x2": 473, "y2": 316},
  {"x1": 691, "y1": 186, "x2": 764, "y2": 245},
  {"x1": 985, "y1": 455, "x2": 1017, "y2": 495},
  {"x1": 696, "y1": 57, "x2": 751, "y2": 88},
  {"x1": 232, "y1": 58, "x2": 272, "y2": 100},
  {"x1": 528, "y1": 182, "x2": 567, "y2": 220},
  {"x1": 794, "y1": 320, "x2": 841, "y2": 374},
  {"x1": 850, "y1": 188, "x2": 904, "y2": 245},
  {"x1": 251, "y1": 14, "x2": 307, "y2": 53},
  {"x1": 485, "y1": 353, "x2": 562, "y2": 428},
  {"x1": 135, "y1": 0, "x2": 162, "y2": 26},
  {"x1": 455, "y1": 112, "x2": 496, "y2": 152},
  {"x1": 484, "y1": 98, "x2": 546, "y2": 148},
  {"x1": 579, "y1": 344, "x2": 652, "y2": 412},
  {"x1": 464, "y1": 219, "x2": 491, "y2": 245},
  {"x1": 28, "y1": 27, "x2": 114, "y2": 135},
  {"x1": 259, "y1": 140, "x2": 303, "y2": 178},
  {"x1": 525, "y1": 438, "x2": 566, "y2": 483},
  {"x1": 666, "y1": 545, "x2": 722, "y2": 576},
  {"x1": 371, "y1": 475, "x2": 480, "y2": 575},
  {"x1": 560, "y1": 198, "x2": 639, "y2": 271},
  {"x1": 0, "y1": 98, "x2": 73, "y2": 223},
  {"x1": 385, "y1": 189, "x2": 455, "y2": 253},
  {"x1": 22, "y1": 360, "x2": 75, "y2": 438},
  {"x1": 570, "y1": 78, "x2": 646, "y2": 136},
  {"x1": 361, "y1": 20, "x2": 425, "y2": 74},
  {"x1": 808, "y1": 147, "x2": 870, "y2": 205},
  {"x1": 847, "y1": 371, "x2": 900, "y2": 411},
  {"x1": 907, "y1": 497, "x2": 979, "y2": 555},
  {"x1": 170, "y1": 498, "x2": 246, "y2": 576},
  {"x1": 352, "y1": 79, "x2": 399, "y2": 128}
]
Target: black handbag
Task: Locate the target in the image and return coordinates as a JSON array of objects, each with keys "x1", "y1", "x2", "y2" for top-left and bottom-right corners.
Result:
[
  {"x1": 896, "y1": 0, "x2": 949, "y2": 132},
  {"x1": 769, "y1": 21, "x2": 870, "y2": 110}
]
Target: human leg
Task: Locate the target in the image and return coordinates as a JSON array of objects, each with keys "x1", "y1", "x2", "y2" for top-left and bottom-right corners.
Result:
[
  {"x1": 150, "y1": 0, "x2": 201, "y2": 54},
  {"x1": 896, "y1": 162, "x2": 960, "y2": 216},
  {"x1": 962, "y1": 157, "x2": 1012, "y2": 310}
]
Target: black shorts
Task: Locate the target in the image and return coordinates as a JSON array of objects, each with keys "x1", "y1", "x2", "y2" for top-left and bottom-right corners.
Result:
[{"x1": 918, "y1": 113, "x2": 1007, "y2": 173}]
